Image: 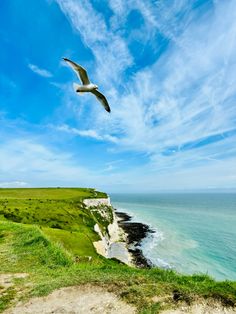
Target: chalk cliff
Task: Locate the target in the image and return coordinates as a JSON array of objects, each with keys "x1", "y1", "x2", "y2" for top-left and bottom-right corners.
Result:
[{"x1": 83, "y1": 198, "x2": 132, "y2": 265}]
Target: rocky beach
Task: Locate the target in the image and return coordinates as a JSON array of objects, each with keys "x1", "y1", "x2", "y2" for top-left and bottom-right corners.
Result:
[{"x1": 115, "y1": 210, "x2": 154, "y2": 268}]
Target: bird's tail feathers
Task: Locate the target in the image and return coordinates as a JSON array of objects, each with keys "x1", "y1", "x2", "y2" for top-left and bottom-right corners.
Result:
[
  {"x1": 73, "y1": 83, "x2": 80, "y2": 92},
  {"x1": 73, "y1": 83, "x2": 85, "y2": 96}
]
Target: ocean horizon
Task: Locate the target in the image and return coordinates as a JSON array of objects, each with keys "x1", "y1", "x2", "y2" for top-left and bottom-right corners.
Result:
[{"x1": 111, "y1": 193, "x2": 236, "y2": 281}]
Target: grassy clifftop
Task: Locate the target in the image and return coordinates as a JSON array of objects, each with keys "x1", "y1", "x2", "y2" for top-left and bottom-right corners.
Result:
[
  {"x1": 0, "y1": 188, "x2": 110, "y2": 259},
  {"x1": 0, "y1": 188, "x2": 236, "y2": 313},
  {"x1": 0, "y1": 187, "x2": 107, "y2": 199}
]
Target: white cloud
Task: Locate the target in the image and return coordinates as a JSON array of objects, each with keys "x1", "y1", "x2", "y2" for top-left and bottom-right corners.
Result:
[
  {"x1": 28, "y1": 63, "x2": 52, "y2": 78},
  {"x1": 90, "y1": 0, "x2": 236, "y2": 157},
  {"x1": 55, "y1": 124, "x2": 118, "y2": 143},
  {"x1": 0, "y1": 181, "x2": 28, "y2": 188},
  {"x1": 0, "y1": 137, "x2": 94, "y2": 186},
  {"x1": 126, "y1": 158, "x2": 236, "y2": 192},
  {"x1": 0, "y1": 123, "x2": 235, "y2": 192},
  {"x1": 55, "y1": 0, "x2": 132, "y2": 86}
]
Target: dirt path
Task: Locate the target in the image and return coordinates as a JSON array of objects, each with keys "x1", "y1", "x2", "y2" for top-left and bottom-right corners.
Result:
[{"x1": 4, "y1": 285, "x2": 136, "y2": 314}]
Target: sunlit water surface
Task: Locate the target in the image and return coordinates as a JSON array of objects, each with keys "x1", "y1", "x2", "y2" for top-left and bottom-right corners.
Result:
[{"x1": 111, "y1": 193, "x2": 236, "y2": 281}]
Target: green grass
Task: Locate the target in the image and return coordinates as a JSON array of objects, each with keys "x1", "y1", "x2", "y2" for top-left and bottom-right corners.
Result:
[
  {"x1": 0, "y1": 187, "x2": 107, "y2": 200},
  {"x1": 0, "y1": 287, "x2": 16, "y2": 312},
  {"x1": 0, "y1": 188, "x2": 236, "y2": 313},
  {"x1": 43, "y1": 228, "x2": 99, "y2": 257},
  {"x1": 0, "y1": 188, "x2": 110, "y2": 258}
]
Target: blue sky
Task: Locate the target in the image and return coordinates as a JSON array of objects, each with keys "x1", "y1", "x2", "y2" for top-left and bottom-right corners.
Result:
[{"x1": 0, "y1": 0, "x2": 236, "y2": 192}]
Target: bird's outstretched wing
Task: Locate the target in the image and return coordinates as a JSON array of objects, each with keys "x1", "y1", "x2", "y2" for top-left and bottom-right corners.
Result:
[
  {"x1": 63, "y1": 58, "x2": 90, "y2": 85},
  {"x1": 91, "y1": 89, "x2": 111, "y2": 112}
]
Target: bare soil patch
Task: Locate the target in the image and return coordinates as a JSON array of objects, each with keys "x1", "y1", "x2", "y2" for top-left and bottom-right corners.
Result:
[
  {"x1": 4, "y1": 284, "x2": 136, "y2": 314},
  {"x1": 0, "y1": 273, "x2": 28, "y2": 289},
  {"x1": 161, "y1": 300, "x2": 236, "y2": 314}
]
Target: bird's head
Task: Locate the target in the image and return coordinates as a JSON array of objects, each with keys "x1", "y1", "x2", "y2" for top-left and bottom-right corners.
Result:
[{"x1": 94, "y1": 84, "x2": 98, "y2": 89}]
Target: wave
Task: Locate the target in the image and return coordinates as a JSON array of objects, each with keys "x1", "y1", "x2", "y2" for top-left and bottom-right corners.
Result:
[{"x1": 141, "y1": 227, "x2": 173, "y2": 269}]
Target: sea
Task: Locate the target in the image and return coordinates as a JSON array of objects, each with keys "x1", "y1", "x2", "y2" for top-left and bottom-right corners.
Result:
[{"x1": 111, "y1": 193, "x2": 236, "y2": 281}]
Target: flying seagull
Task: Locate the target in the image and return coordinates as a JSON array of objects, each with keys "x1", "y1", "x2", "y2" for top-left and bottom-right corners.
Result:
[{"x1": 63, "y1": 58, "x2": 111, "y2": 113}]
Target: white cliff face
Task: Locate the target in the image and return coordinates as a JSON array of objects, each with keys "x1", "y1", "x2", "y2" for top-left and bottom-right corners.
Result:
[
  {"x1": 84, "y1": 198, "x2": 132, "y2": 266},
  {"x1": 83, "y1": 198, "x2": 111, "y2": 207},
  {"x1": 107, "y1": 215, "x2": 120, "y2": 243},
  {"x1": 93, "y1": 223, "x2": 108, "y2": 257}
]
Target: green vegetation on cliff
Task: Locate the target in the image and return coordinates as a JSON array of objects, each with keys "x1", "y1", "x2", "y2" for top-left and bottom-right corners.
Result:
[
  {"x1": 0, "y1": 188, "x2": 235, "y2": 313},
  {"x1": 0, "y1": 188, "x2": 110, "y2": 258}
]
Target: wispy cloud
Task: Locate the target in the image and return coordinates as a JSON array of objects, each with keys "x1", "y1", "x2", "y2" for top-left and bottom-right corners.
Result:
[
  {"x1": 0, "y1": 181, "x2": 28, "y2": 188},
  {"x1": 0, "y1": 136, "x2": 92, "y2": 186},
  {"x1": 28, "y1": 63, "x2": 52, "y2": 78},
  {"x1": 55, "y1": 124, "x2": 118, "y2": 143},
  {"x1": 55, "y1": 0, "x2": 132, "y2": 86}
]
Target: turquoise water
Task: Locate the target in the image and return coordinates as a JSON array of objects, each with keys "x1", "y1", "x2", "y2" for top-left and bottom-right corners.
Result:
[{"x1": 111, "y1": 193, "x2": 236, "y2": 281}]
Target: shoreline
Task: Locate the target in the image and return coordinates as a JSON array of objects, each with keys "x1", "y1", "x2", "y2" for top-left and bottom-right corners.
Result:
[{"x1": 115, "y1": 210, "x2": 154, "y2": 268}]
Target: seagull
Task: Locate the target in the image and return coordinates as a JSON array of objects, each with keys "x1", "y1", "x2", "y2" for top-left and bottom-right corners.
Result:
[{"x1": 63, "y1": 57, "x2": 111, "y2": 113}]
